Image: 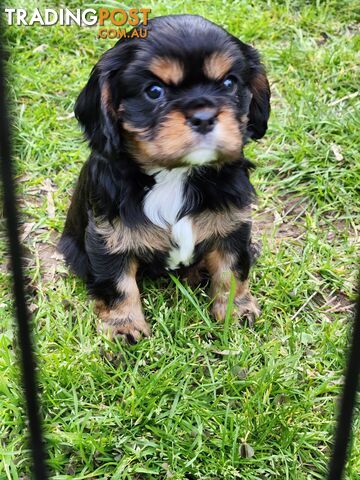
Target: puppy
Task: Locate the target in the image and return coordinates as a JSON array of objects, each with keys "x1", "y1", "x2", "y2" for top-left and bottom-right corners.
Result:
[{"x1": 58, "y1": 14, "x2": 270, "y2": 342}]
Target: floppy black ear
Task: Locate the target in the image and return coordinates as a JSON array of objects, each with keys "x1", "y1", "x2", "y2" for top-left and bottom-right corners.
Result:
[
  {"x1": 235, "y1": 40, "x2": 271, "y2": 140},
  {"x1": 75, "y1": 67, "x2": 121, "y2": 156},
  {"x1": 247, "y1": 64, "x2": 271, "y2": 139}
]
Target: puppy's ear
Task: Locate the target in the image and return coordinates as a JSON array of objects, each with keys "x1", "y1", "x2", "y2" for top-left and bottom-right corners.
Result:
[
  {"x1": 75, "y1": 67, "x2": 120, "y2": 155},
  {"x1": 247, "y1": 65, "x2": 270, "y2": 139},
  {"x1": 236, "y1": 41, "x2": 271, "y2": 140}
]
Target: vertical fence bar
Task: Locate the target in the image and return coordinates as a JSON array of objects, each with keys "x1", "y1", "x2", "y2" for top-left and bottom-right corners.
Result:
[
  {"x1": 0, "y1": 9, "x2": 48, "y2": 480},
  {"x1": 328, "y1": 296, "x2": 360, "y2": 480}
]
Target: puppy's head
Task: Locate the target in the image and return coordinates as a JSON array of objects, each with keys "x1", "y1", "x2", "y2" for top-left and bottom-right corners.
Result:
[{"x1": 75, "y1": 15, "x2": 270, "y2": 169}]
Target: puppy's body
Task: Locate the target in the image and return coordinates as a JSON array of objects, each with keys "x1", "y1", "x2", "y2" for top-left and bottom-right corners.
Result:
[{"x1": 59, "y1": 15, "x2": 270, "y2": 341}]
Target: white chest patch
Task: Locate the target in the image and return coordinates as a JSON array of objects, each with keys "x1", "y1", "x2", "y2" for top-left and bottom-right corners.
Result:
[
  {"x1": 143, "y1": 168, "x2": 195, "y2": 269},
  {"x1": 167, "y1": 216, "x2": 194, "y2": 270}
]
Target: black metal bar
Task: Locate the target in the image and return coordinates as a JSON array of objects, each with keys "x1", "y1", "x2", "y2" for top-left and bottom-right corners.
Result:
[
  {"x1": 0, "y1": 10, "x2": 48, "y2": 480},
  {"x1": 328, "y1": 294, "x2": 360, "y2": 479}
]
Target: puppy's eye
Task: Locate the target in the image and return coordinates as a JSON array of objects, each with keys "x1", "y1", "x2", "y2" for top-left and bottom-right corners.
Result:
[
  {"x1": 223, "y1": 75, "x2": 238, "y2": 93},
  {"x1": 145, "y1": 83, "x2": 165, "y2": 100}
]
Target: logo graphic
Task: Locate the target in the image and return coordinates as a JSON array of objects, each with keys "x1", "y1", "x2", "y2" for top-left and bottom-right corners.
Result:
[{"x1": 4, "y1": 8, "x2": 151, "y2": 39}]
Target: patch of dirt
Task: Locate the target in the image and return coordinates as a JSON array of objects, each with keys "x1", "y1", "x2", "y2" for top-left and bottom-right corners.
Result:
[
  {"x1": 35, "y1": 236, "x2": 64, "y2": 283},
  {"x1": 252, "y1": 195, "x2": 307, "y2": 241},
  {"x1": 315, "y1": 31, "x2": 331, "y2": 46},
  {"x1": 252, "y1": 194, "x2": 356, "y2": 316},
  {"x1": 312, "y1": 290, "x2": 354, "y2": 320},
  {"x1": 253, "y1": 209, "x2": 304, "y2": 240},
  {"x1": 1, "y1": 233, "x2": 62, "y2": 295},
  {"x1": 17, "y1": 178, "x2": 65, "y2": 285},
  {"x1": 346, "y1": 22, "x2": 360, "y2": 37}
]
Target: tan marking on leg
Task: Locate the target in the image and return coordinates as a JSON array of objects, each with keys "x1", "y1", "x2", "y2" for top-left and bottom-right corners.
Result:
[
  {"x1": 203, "y1": 52, "x2": 234, "y2": 80},
  {"x1": 96, "y1": 260, "x2": 150, "y2": 341},
  {"x1": 149, "y1": 56, "x2": 184, "y2": 85},
  {"x1": 205, "y1": 249, "x2": 259, "y2": 324}
]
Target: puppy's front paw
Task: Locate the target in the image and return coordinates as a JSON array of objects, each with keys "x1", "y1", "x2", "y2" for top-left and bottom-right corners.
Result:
[
  {"x1": 101, "y1": 315, "x2": 151, "y2": 343},
  {"x1": 212, "y1": 293, "x2": 260, "y2": 326},
  {"x1": 96, "y1": 301, "x2": 150, "y2": 343},
  {"x1": 233, "y1": 293, "x2": 260, "y2": 326}
]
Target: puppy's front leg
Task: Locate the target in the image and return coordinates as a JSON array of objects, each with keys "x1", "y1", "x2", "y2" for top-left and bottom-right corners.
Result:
[
  {"x1": 205, "y1": 247, "x2": 260, "y2": 325},
  {"x1": 92, "y1": 259, "x2": 150, "y2": 342}
]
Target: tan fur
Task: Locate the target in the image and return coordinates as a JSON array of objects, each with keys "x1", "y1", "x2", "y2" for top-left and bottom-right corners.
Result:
[
  {"x1": 215, "y1": 107, "x2": 244, "y2": 158},
  {"x1": 205, "y1": 249, "x2": 260, "y2": 323},
  {"x1": 205, "y1": 250, "x2": 243, "y2": 294},
  {"x1": 126, "y1": 107, "x2": 244, "y2": 168},
  {"x1": 100, "y1": 81, "x2": 116, "y2": 119},
  {"x1": 251, "y1": 72, "x2": 269, "y2": 98},
  {"x1": 95, "y1": 260, "x2": 150, "y2": 340},
  {"x1": 121, "y1": 121, "x2": 147, "y2": 134},
  {"x1": 95, "y1": 207, "x2": 250, "y2": 258},
  {"x1": 130, "y1": 110, "x2": 194, "y2": 167},
  {"x1": 192, "y1": 207, "x2": 251, "y2": 244},
  {"x1": 94, "y1": 218, "x2": 171, "y2": 255},
  {"x1": 149, "y1": 56, "x2": 184, "y2": 85},
  {"x1": 100, "y1": 81, "x2": 111, "y2": 106},
  {"x1": 203, "y1": 52, "x2": 234, "y2": 80},
  {"x1": 249, "y1": 71, "x2": 270, "y2": 117}
]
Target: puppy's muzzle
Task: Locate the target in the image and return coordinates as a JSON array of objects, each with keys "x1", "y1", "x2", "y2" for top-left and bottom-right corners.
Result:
[
  {"x1": 183, "y1": 96, "x2": 219, "y2": 135},
  {"x1": 188, "y1": 107, "x2": 218, "y2": 135}
]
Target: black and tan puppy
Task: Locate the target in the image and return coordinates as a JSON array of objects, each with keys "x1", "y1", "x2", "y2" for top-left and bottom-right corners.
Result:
[{"x1": 59, "y1": 14, "x2": 270, "y2": 341}]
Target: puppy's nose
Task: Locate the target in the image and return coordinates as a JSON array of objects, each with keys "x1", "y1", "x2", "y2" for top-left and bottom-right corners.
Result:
[{"x1": 188, "y1": 108, "x2": 218, "y2": 134}]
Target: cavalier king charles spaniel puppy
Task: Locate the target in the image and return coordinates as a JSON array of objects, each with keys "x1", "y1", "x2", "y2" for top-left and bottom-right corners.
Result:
[{"x1": 59, "y1": 14, "x2": 270, "y2": 342}]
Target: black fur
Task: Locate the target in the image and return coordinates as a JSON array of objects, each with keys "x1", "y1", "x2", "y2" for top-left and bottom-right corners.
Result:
[{"x1": 59, "y1": 14, "x2": 270, "y2": 317}]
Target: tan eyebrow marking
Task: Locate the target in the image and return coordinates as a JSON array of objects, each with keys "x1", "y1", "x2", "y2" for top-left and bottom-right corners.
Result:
[
  {"x1": 148, "y1": 56, "x2": 184, "y2": 85},
  {"x1": 203, "y1": 51, "x2": 234, "y2": 80}
]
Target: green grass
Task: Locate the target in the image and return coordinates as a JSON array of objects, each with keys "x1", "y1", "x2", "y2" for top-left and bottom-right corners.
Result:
[{"x1": 1, "y1": 0, "x2": 359, "y2": 478}]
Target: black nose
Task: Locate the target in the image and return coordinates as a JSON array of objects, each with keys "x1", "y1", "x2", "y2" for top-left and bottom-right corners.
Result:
[{"x1": 188, "y1": 108, "x2": 218, "y2": 134}]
